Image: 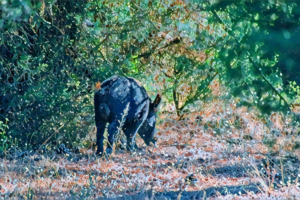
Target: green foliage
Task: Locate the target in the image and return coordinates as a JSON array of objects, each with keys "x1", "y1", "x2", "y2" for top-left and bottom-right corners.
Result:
[
  {"x1": 210, "y1": 1, "x2": 300, "y2": 117},
  {"x1": 0, "y1": 0, "x2": 46, "y2": 29},
  {"x1": 0, "y1": 118, "x2": 10, "y2": 154},
  {"x1": 0, "y1": 0, "x2": 99, "y2": 148},
  {"x1": 1, "y1": 0, "x2": 300, "y2": 150}
]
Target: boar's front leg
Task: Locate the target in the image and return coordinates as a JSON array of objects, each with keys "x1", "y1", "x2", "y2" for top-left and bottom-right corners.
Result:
[{"x1": 123, "y1": 121, "x2": 143, "y2": 152}]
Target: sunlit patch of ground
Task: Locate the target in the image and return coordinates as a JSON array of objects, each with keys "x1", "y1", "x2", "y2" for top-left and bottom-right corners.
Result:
[{"x1": 1, "y1": 82, "x2": 300, "y2": 199}]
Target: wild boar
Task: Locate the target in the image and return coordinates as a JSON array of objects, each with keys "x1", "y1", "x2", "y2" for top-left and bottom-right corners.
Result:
[{"x1": 94, "y1": 75, "x2": 161, "y2": 155}]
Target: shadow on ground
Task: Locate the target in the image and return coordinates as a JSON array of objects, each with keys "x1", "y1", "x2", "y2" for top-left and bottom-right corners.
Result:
[{"x1": 73, "y1": 183, "x2": 261, "y2": 200}]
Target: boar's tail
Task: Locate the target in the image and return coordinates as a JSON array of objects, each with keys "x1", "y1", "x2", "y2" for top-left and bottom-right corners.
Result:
[{"x1": 99, "y1": 103, "x2": 110, "y2": 119}]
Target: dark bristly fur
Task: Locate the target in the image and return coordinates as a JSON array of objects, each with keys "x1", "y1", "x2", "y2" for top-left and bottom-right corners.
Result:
[{"x1": 94, "y1": 75, "x2": 161, "y2": 155}]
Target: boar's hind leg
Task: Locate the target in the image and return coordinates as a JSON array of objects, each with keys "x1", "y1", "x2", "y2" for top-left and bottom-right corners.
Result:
[
  {"x1": 96, "y1": 122, "x2": 106, "y2": 155},
  {"x1": 123, "y1": 121, "x2": 143, "y2": 152}
]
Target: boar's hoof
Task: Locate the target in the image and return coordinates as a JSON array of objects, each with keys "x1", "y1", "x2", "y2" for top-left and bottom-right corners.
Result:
[{"x1": 106, "y1": 148, "x2": 113, "y2": 155}]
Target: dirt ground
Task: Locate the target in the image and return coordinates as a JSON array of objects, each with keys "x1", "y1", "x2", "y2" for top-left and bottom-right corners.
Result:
[{"x1": 1, "y1": 98, "x2": 300, "y2": 199}]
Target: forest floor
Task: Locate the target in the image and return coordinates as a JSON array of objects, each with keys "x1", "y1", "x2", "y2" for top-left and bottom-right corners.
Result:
[{"x1": 1, "y1": 99, "x2": 300, "y2": 199}]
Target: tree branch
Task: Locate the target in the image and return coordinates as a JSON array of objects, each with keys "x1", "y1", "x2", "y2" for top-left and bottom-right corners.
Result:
[
  {"x1": 249, "y1": 58, "x2": 291, "y2": 111},
  {"x1": 180, "y1": 71, "x2": 219, "y2": 112}
]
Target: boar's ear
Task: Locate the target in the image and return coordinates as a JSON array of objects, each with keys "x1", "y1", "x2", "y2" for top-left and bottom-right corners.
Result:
[{"x1": 153, "y1": 94, "x2": 161, "y2": 112}]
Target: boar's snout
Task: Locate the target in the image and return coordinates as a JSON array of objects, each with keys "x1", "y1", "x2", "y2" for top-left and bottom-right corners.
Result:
[
  {"x1": 150, "y1": 136, "x2": 158, "y2": 147},
  {"x1": 139, "y1": 120, "x2": 156, "y2": 146}
]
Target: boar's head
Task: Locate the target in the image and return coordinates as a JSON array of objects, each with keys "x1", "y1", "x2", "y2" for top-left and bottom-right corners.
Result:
[{"x1": 139, "y1": 94, "x2": 161, "y2": 147}]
